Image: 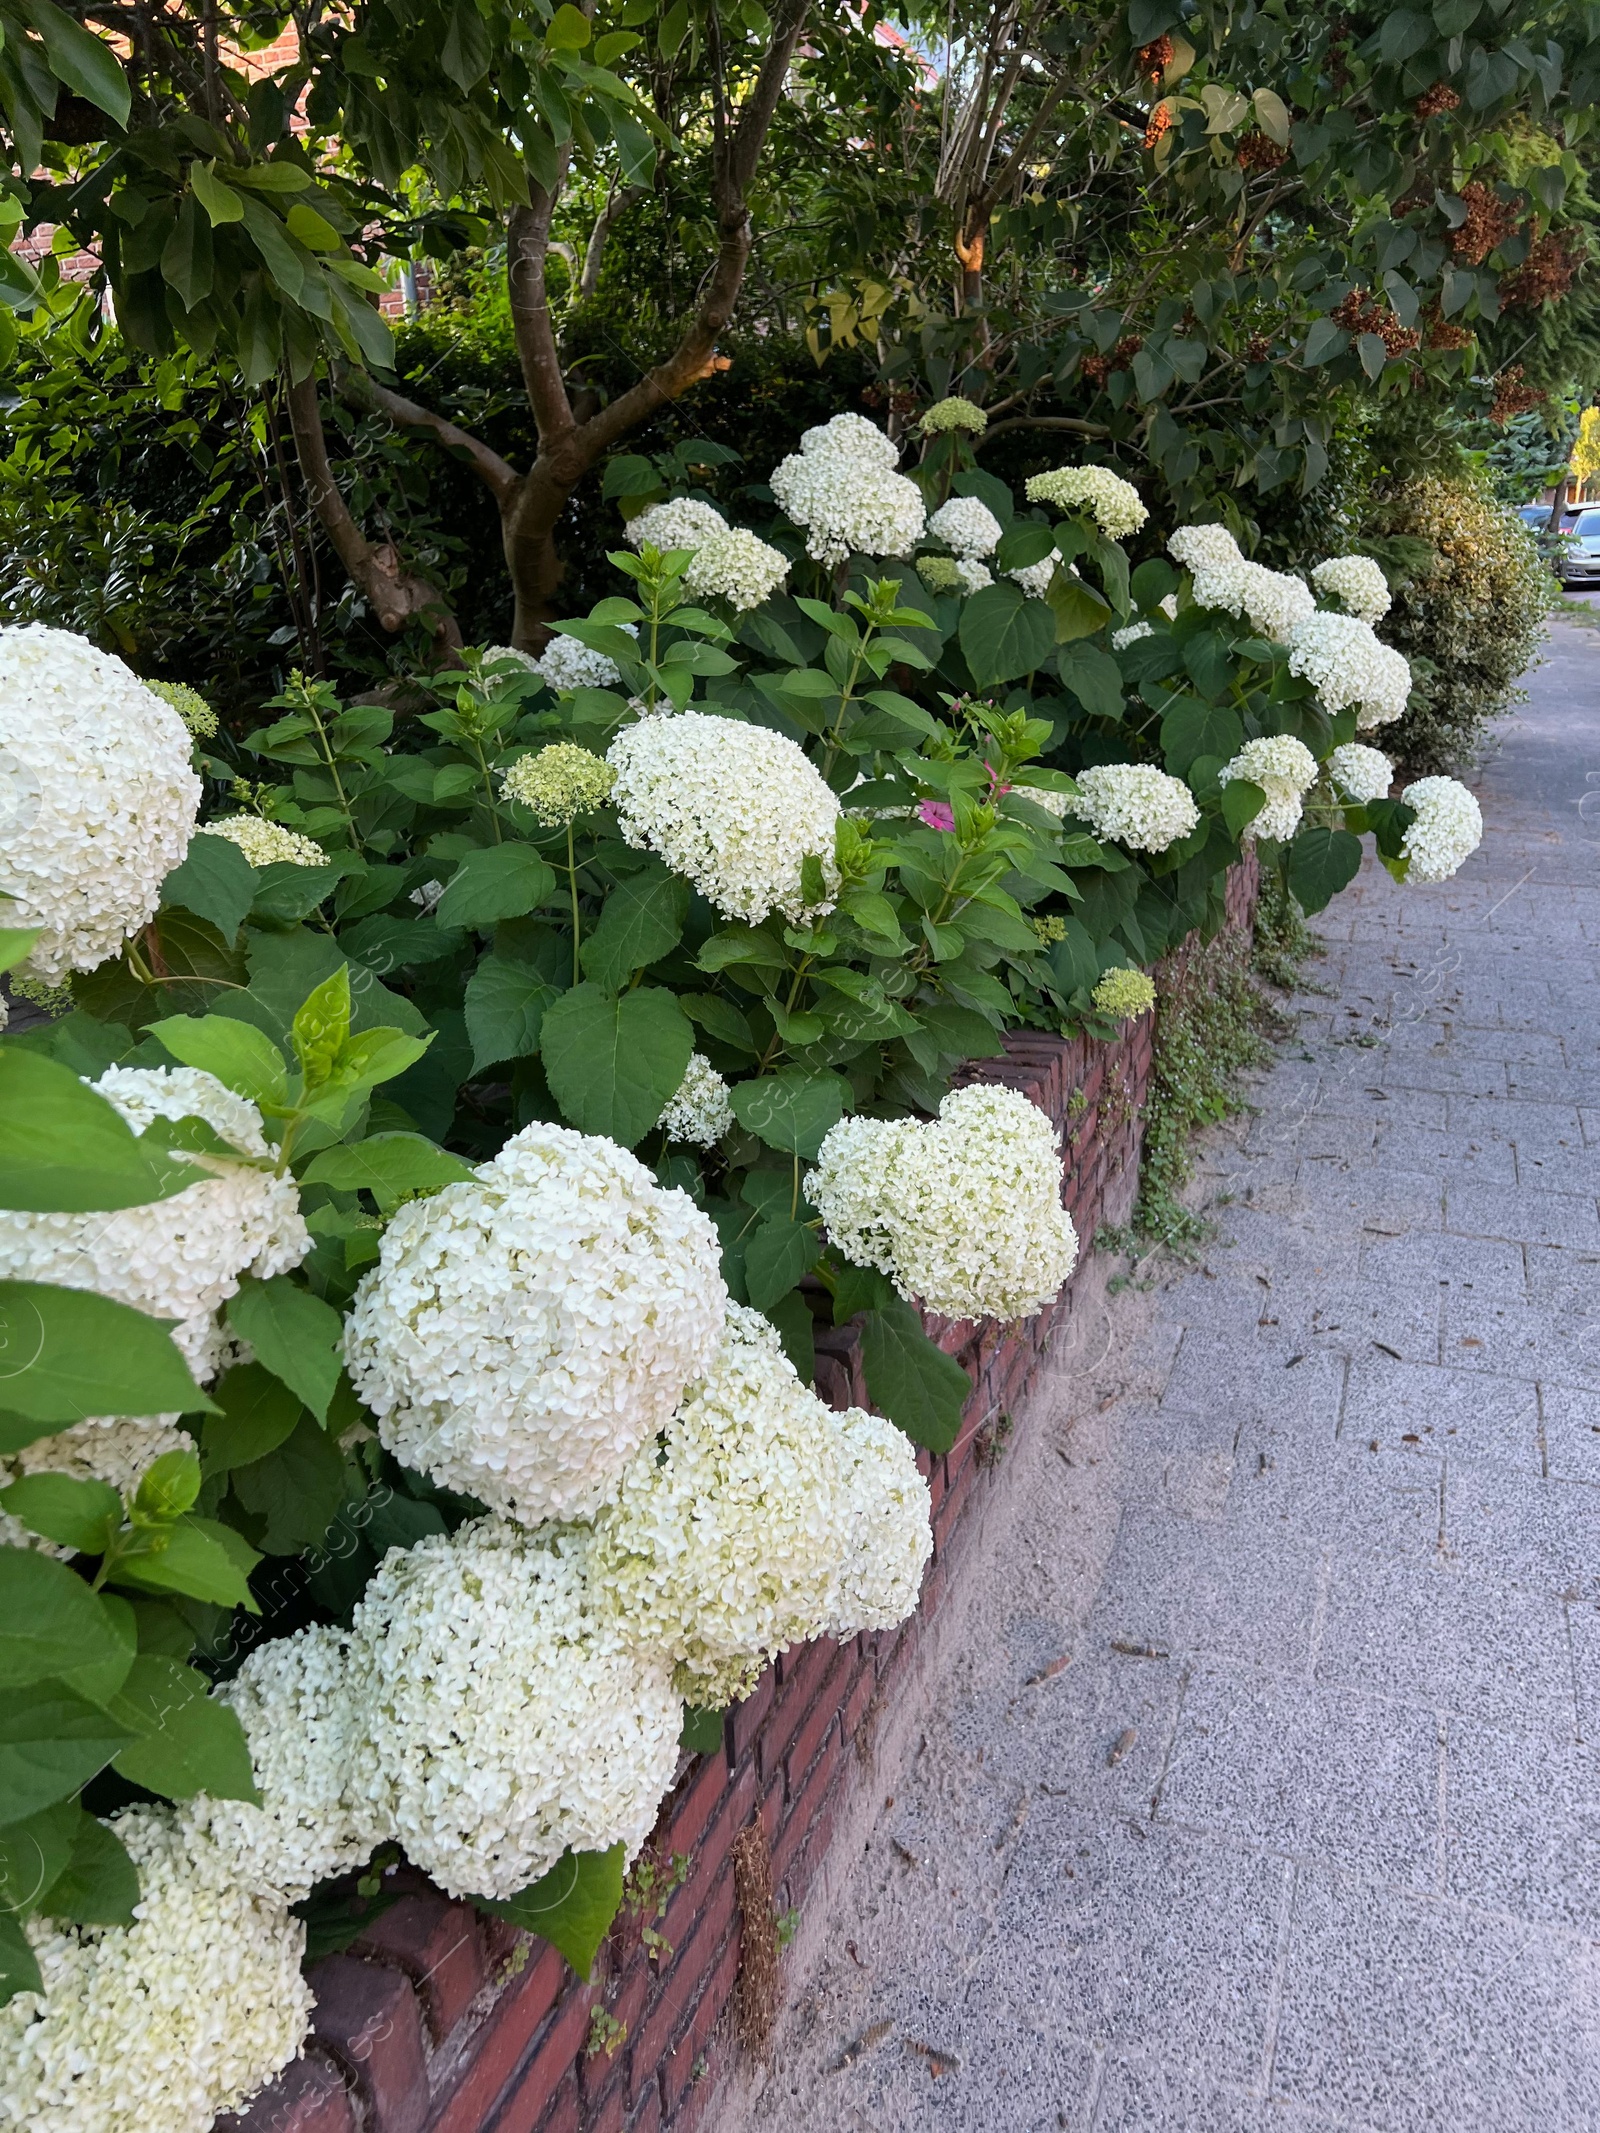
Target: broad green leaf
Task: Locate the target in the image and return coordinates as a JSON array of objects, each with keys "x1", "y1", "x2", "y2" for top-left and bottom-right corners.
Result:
[
  {"x1": 0, "y1": 1052, "x2": 201, "y2": 1212},
  {"x1": 858, "y1": 1300, "x2": 970, "y2": 1453},
  {"x1": 1160, "y1": 698, "x2": 1243, "y2": 775},
  {"x1": 0, "y1": 1913, "x2": 41, "y2": 2007},
  {"x1": 679, "y1": 1705, "x2": 723, "y2": 1755},
  {"x1": 1288, "y1": 826, "x2": 1363, "y2": 913},
  {"x1": 0, "y1": 927, "x2": 42, "y2": 974},
  {"x1": 190, "y1": 160, "x2": 246, "y2": 225},
  {"x1": 1303, "y1": 318, "x2": 1348, "y2": 367},
  {"x1": 762, "y1": 1286, "x2": 816, "y2": 1382},
  {"x1": 476, "y1": 1843, "x2": 624, "y2": 1978},
  {"x1": 201, "y1": 1363, "x2": 303, "y2": 1476},
  {"x1": 160, "y1": 834, "x2": 257, "y2": 941},
  {"x1": 226, "y1": 1277, "x2": 343, "y2": 1424},
  {"x1": 540, "y1": 984, "x2": 693, "y2": 1148},
  {"x1": 1057, "y1": 643, "x2": 1125, "y2": 721},
  {"x1": 434, "y1": 845, "x2": 557, "y2": 931},
  {"x1": 463, "y1": 956, "x2": 559, "y2": 1074},
  {"x1": 291, "y1": 967, "x2": 352, "y2": 1088},
  {"x1": 43, "y1": 1812, "x2": 139, "y2": 1926},
  {"x1": 1045, "y1": 569, "x2": 1113, "y2": 643},
  {"x1": 1252, "y1": 86, "x2": 1291, "y2": 146},
  {"x1": 0, "y1": 1550, "x2": 133, "y2": 1691},
  {"x1": 108, "y1": 1655, "x2": 259, "y2": 1804},
  {"x1": 228, "y1": 1415, "x2": 346, "y2": 1554},
  {"x1": 21, "y1": 0, "x2": 130, "y2": 123},
  {"x1": 0, "y1": 1473, "x2": 121, "y2": 1554},
  {"x1": 727, "y1": 1069, "x2": 848, "y2": 1159},
  {"x1": 959, "y1": 581, "x2": 1055, "y2": 687},
  {"x1": 133, "y1": 1450, "x2": 200, "y2": 1520},
  {"x1": 0, "y1": 1682, "x2": 135, "y2": 1826},
  {"x1": 580, "y1": 866, "x2": 689, "y2": 993},
  {"x1": 1220, "y1": 777, "x2": 1267, "y2": 835},
  {"x1": 546, "y1": 1, "x2": 592, "y2": 46},
  {"x1": 744, "y1": 1216, "x2": 821, "y2": 1312},
  {"x1": 302, "y1": 1133, "x2": 476, "y2": 1210},
  {"x1": 0, "y1": 1284, "x2": 210, "y2": 1425},
  {"x1": 0, "y1": 1801, "x2": 76, "y2": 1922},
  {"x1": 110, "y1": 1517, "x2": 260, "y2": 1612},
  {"x1": 148, "y1": 1013, "x2": 289, "y2": 1109}
]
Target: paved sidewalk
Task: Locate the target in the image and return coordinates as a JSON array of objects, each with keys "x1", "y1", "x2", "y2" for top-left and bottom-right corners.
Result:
[{"x1": 726, "y1": 625, "x2": 1600, "y2": 2133}]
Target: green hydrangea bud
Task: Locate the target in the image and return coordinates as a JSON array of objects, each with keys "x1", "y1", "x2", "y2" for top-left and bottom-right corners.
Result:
[{"x1": 1091, "y1": 966, "x2": 1157, "y2": 1021}]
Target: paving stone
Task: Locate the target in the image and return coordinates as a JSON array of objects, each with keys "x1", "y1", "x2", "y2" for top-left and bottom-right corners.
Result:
[
  {"x1": 1340, "y1": 1353, "x2": 1541, "y2": 1471},
  {"x1": 1515, "y1": 1141, "x2": 1600, "y2": 1196},
  {"x1": 1303, "y1": 1084, "x2": 1450, "y2": 1133},
  {"x1": 1160, "y1": 1331, "x2": 1344, "y2": 1439},
  {"x1": 1440, "y1": 1295, "x2": 1600, "y2": 1392},
  {"x1": 1089, "y1": 2057, "x2": 1356, "y2": 2132},
  {"x1": 1571, "y1": 1604, "x2": 1600, "y2": 1744},
  {"x1": 1444, "y1": 1716, "x2": 1600, "y2": 1930},
  {"x1": 1225, "y1": 1429, "x2": 1443, "y2": 1559},
  {"x1": 1443, "y1": 1462, "x2": 1600, "y2": 1599},
  {"x1": 1155, "y1": 1668, "x2": 1441, "y2": 1889},
  {"x1": 1538, "y1": 1383, "x2": 1600, "y2": 1486},
  {"x1": 1314, "y1": 1550, "x2": 1576, "y2": 1730},
  {"x1": 1445, "y1": 1094, "x2": 1588, "y2": 1159},
  {"x1": 1256, "y1": 1279, "x2": 1442, "y2": 1364},
  {"x1": 1270, "y1": 1868, "x2": 1600, "y2": 2131},
  {"x1": 1445, "y1": 1183, "x2": 1600, "y2": 1251},
  {"x1": 1356, "y1": 1227, "x2": 1527, "y2": 1294}
]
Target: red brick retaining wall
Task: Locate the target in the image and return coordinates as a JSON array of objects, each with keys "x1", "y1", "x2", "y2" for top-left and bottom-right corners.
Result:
[{"x1": 220, "y1": 857, "x2": 1259, "y2": 2133}]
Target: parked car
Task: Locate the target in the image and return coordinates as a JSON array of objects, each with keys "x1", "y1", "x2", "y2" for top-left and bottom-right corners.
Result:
[{"x1": 1557, "y1": 507, "x2": 1600, "y2": 586}]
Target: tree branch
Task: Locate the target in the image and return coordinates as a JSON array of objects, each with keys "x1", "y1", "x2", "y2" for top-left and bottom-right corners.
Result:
[
  {"x1": 975, "y1": 413, "x2": 1112, "y2": 443},
  {"x1": 340, "y1": 371, "x2": 522, "y2": 507},
  {"x1": 508, "y1": 173, "x2": 579, "y2": 441},
  {"x1": 579, "y1": 183, "x2": 646, "y2": 298}
]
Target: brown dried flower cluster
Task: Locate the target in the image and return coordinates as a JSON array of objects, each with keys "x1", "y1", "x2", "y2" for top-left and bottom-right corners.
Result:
[
  {"x1": 1452, "y1": 180, "x2": 1519, "y2": 267},
  {"x1": 1236, "y1": 133, "x2": 1289, "y2": 173},
  {"x1": 1244, "y1": 333, "x2": 1274, "y2": 363},
  {"x1": 1421, "y1": 304, "x2": 1475, "y2": 352},
  {"x1": 1330, "y1": 288, "x2": 1421, "y2": 356},
  {"x1": 1501, "y1": 230, "x2": 1580, "y2": 309},
  {"x1": 1143, "y1": 102, "x2": 1173, "y2": 151},
  {"x1": 1414, "y1": 82, "x2": 1461, "y2": 122},
  {"x1": 1080, "y1": 336, "x2": 1143, "y2": 388},
  {"x1": 1488, "y1": 367, "x2": 1542, "y2": 425},
  {"x1": 1136, "y1": 35, "x2": 1173, "y2": 81}
]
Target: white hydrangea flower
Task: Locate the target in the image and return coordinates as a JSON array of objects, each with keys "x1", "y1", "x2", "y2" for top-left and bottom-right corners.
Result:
[
  {"x1": 344, "y1": 1121, "x2": 726, "y2": 1524},
  {"x1": 1167, "y1": 523, "x2": 1242, "y2": 574},
  {"x1": 197, "y1": 817, "x2": 327, "y2": 868},
  {"x1": 0, "y1": 1805, "x2": 311, "y2": 2133},
  {"x1": 683, "y1": 527, "x2": 790, "y2": 611},
  {"x1": 1070, "y1": 763, "x2": 1200, "y2": 852},
  {"x1": 409, "y1": 876, "x2": 446, "y2": 912},
  {"x1": 918, "y1": 396, "x2": 988, "y2": 436},
  {"x1": 626, "y1": 497, "x2": 730, "y2": 553},
  {"x1": 1009, "y1": 557, "x2": 1057, "y2": 600},
  {"x1": 1312, "y1": 554, "x2": 1391, "y2": 625},
  {"x1": 593, "y1": 1306, "x2": 851, "y2": 1707},
  {"x1": 1112, "y1": 621, "x2": 1154, "y2": 649},
  {"x1": 0, "y1": 623, "x2": 201, "y2": 982},
  {"x1": 656, "y1": 1052, "x2": 734, "y2": 1146},
  {"x1": 482, "y1": 644, "x2": 541, "y2": 673},
  {"x1": 534, "y1": 627, "x2": 639, "y2": 694},
  {"x1": 1219, "y1": 734, "x2": 1319, "y2": 843},
  {"x1": 1285, "y1": 611, "x2": 1412, "y2": 729},
  {"x1": 0, "y1": 1415, "x2": 193, "y2": 1556},
  {"x1": 1007, "y1": 782, "x2": 1072, "y2": 818},
  {"x1": 823, "y1": 1404, "x2": 932, "y2": 1637},
  {"x1": 809, "y1": 1084, "x2": 1079, "y2": 1323},
  {"x1": 347, "y1": 1518, "x2": 681, "y2": 1901},
  {"x1": 0, "y1": 1066, "x2": 308, "y2": 1380},
  {"x1": 202, "y1": 1623, "x2": 381, "y2": 1903},
  {"x1": 954, "y1": 558, "x2": 993, "y2": 594},
  {"x1": 1176, "y1": 545, "x2": 1314, "y2": 643},
  {"x1": 927, "y1": 495, "x2": 1003, "y2": 559},
  {"x1": 1327, "y1": 742, "x2": 1394, "y2": 803},
  {"x1": 770, "y1": 416, "x2": 926, "y2": 566},
  {"x1": 1401, "y1": 776, "x2": 1483, "y2": 882},
  {"x1": 607, "y1": 710, "x2": 841, "y2": 924},
  {"x1": 1025, "y1": 466, "x2": 1147, "y2": 539}
]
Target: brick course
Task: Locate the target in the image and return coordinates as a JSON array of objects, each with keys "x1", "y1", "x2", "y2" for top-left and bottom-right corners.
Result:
[{"x1": 226, "y1": 857, "x2": 1257, "y2": 2133}]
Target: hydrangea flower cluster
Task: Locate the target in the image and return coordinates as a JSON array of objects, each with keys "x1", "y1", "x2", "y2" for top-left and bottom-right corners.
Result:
[
  {"x1": 198, "y1": 816, "x2": 327, "y2": 868},
  {"x1": 1285, "y1": 611, "x2": 1412, "y2": 728},
  {"x1": 594, "y1": 1307, "x2": 929, "y2": 1704},
  {"x1": 1009, "y1": 556, "x2": 1058, "y2": 600},
  {"x1": 926, "y1": 496, "x2": 1003, "y2": 558},
  {"x1": 1327, "y1": 742, "x2": 1394, "y2": 803},
  {"x1": 684, "y1": 527, "x2": 790, "y2": 611},
  {"x1": 625, "y1": 497, "x2": 728, "y2": 552},
  {"x1": 0, "y1": 1415, "x2": 193, "y2": 1555},
  {"x1": 531, "y1": 628, "x2": 639, "y2": 694},
  {"x1": 809, "y1": 1085, "x2": 1079, "y2": 1322},
  {"x1": 148, "y1": 680, "x2": 217, "y2": 739},
  {"x1": 347, "y1": 1519, "x2": 682, "y2": 1900},
  {"x1": 1024, "y1": 466, "x2": 1148, "y2": 539},
  {"x1": 1218, "y1": 734, "x2": 1319, "y2": 843},
  {"x1": 916, "y1": 555, "x2": 963, "y2": 595},
  {"x1": 0, "y1": 1806, "x2": 312, "y2": 2133},
  {"x1": 1312, "y1": 554, "x2": 1391, "y2": 624},
  {"x1": 1112, "y1": 620, "x2": 1153, "y2": 649},
  {"x1": 1167, "y1": 523, "x2": 1242, "y2": 574},
  {"x1": 343, "y1": 1122, "x2": 725, "y2": 1523},
  {"x1": 1070, "y1": 763, "x2": 1200, "y2": 852},
  {"x1": 954, "y1": 558, "x2": 993, "y2": 593},
  {"x1": 918, "y1": 396, "x2": 988, "y2": 435},
  {"x1": 1400, "y1": 776, "x2": 1483, "y2": 881},
  {"x1": 1091, "y1": 967, "x2": 1157, "y2": 1020},
  {"x1": 656, "y1": 1052, "x2": 735, "y2": 1145},
  {"x1": 0, "y1": 1066, "x2": 309, "y2": 1380},
  {"x1": 606, "y1": 710, "x2": 841, "y2": 924},
  {"x1": 0, "y1": 624, "x2": 201, "y2": 982},
  {"x1": 1167, "y1": 526, "x2": 1313, "y2": 642},
  {"x1": 770, "y1": 415, "x2": 926, "y2": 566},
  {"x1": 501, "y1": 743, "x2": 615, "y2": 825}
]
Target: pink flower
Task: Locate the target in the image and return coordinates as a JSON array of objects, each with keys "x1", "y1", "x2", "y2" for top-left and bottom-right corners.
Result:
[{"x1": 918, "y1": 800, "x2": 956, "y2": 831}]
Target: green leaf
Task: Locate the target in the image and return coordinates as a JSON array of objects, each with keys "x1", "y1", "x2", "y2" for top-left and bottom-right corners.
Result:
[
  {"x1": 959, "y1": 581, "x2": 1055, "y2": 687},
  {"x1": 148, "y1": 1013, "x2": 289, "y2": 1109},
  {"x1": 21, "y1": 0, "x2": 131, "y2": 124},
  {"x1": 110, "y1": 1517, "x2": 260, "y2": 1611},
  {"x1": 161, "y1": 835, "x2": 257, "y2": 942},
  {"x1": 43, "y1": 1812, "x2": 139, "y2": 1926},
  {"x1": 0, "y1": 1284, "x2": 211, "y2": 1425},
  {"x1": 201, "y1": 1362, "x2": 304, "y2": 1476},
  {"x1": 858, "y1": 1300, "x2": 970, "y2": 1453},
  {"x1": 229, "y1": 1414, "x2": 346, "y2": 1554},
  {"x1": 0, "y1": 1682, "x2": 135, "y2": 1826},
  {"x1": 744, "y1": 1216, "x2": 821, "y2": 1312},
  {"x1": 250, "y1": 861, "x2": 347, "y2": 926},
  {"x1": 0, "y1": 927, "x2": 42, "y2": 975},
  {"x1": 581, "y1": 866, "x2": 689, "y2": 993},
  {"x1": 0, "y1": 1913, "x2": 42, "y2": 2007},
  {"x1": 0, "y1": 1052, "x2": 200, "y2": 1213},
  {"x1": 434, "y1": 845, "x2": 556, "y2": 932},
  {"x1": 190, "y1": 160, "x2": 246, "y2": 225},
  {"x1": 540, "y1": 984, "x2": 693, "y2": 1149},
  {"x1": 302, "y1": 1133, "x2": 476, "y2": 1210},
  {"x1": 1160, "y1": 698, "x2": 1242, "y2": 775},
  {"x1": 0, "y1": 1473, "x2": 121, "y2": 1554},
  {"x1": 0, "y1": 1801, "x2": 76, "y2": 1922},
  {"x1": 226, "y1": 1277, "x2": 344, "y2": 1424},
  {"x1": 1287, "y1": 826, "x2": 1363, "y2": 913},
  {"x1": 1303, "y1": 318, "x2": 1349, "y2": 366},
  {"x1": 546, "y1": 1, "x2": 593, "y2": 46},
  {"x1": 108, "y1": 1655, "x2": 259, "y2": 1804},
  {"x1": 0, "y1": 1550, "x2": 132, "y2": 1691},
  {"x1": 762, "y1": 1286, "x2": 816, "y2": 1383},
  {"x1": 727, "y1": 1069, "x2": 848, "y2": 1159},
  {"x1": 134, "y1": 1449, "x2": 200, "y2": 1520},
  {"x1": 1057, "y1": 643, "x2": 1125, "y2": 721},
  {"x1": 476, "y1": 1844, "x2": 624, "y2": 1979},
  {"x1": 679, "y1": 1705, "x2": 723, "y2": 1755},
  {"x1": 1220, "y1": 777, "x2": 1267, "y2": 835},
  {"x1": 463, "y1": 957, "x2": 559, "y2": 1075}
]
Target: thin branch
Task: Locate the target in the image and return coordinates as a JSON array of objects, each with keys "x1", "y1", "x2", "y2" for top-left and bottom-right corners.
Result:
[
  {"x1": 975, "y1": 413, "x2": 1112, "y2": 442},
  {"x1": 341, "y1": 371, "x2": 521, "y2": 506},
  {"x1": 508, "y1": 178, "x2": 578, "y2": 441},
  {"x1": 579, "y1": 183, "x2": 647, "y2": 298}
]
